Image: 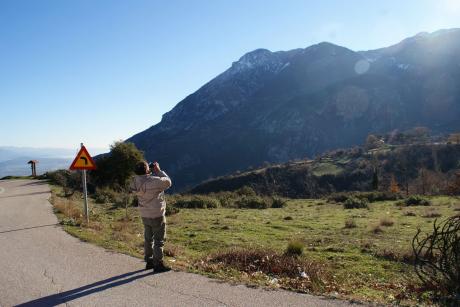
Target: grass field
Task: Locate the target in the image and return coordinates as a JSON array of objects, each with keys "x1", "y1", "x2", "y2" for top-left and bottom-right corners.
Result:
[{"x1": 49, "y1": 185, "x2": 460, "y2": 306}]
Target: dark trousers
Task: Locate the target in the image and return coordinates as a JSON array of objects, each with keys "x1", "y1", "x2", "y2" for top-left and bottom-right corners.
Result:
[{"x1": 141, "y1": 216, "x2": 166, "y2": 264}]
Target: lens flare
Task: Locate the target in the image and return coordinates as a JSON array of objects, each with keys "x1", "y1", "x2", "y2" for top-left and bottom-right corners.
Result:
[{"x1": 354, "y1": 59, "x2": 370, "y2": 74}]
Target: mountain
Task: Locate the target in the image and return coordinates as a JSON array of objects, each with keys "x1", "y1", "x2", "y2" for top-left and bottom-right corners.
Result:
[{"x1": 128, "y1": 29, "x2": 460, "y2": 191}]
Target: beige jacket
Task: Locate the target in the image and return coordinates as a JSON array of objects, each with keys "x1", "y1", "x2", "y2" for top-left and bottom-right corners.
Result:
[{"x1": 130, "y1": 170, "x2": 172, "y2": 218}]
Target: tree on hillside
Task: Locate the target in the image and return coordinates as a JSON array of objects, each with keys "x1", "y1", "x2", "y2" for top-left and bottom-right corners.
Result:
[
  {"x1": 371, "y1": 169, "x2": 379, "y2": 191},
  {"x1": 407, "y1": 126, "x2": 430, "y2": 144},
  {"x1": 447, "y1": 171, "x2": 460, "y2": 195},
  {"x1": 447, "y1": 133, "x2": 460, "y2": 144},
  {"x1": 411, "y1": 168, "x2": 447, "y2": 195},
  {"x1": 90, "y1": 141, "x2": 145, "y2": 190},
  {"x1": 365, "y1": 134, "x2": 381, "y2": 150},
  {"x1": 393, "y1": 150, "x2": 410, "y2": 196},
  {"x1": 389, "y1": 174, "x2": 400, "y2": 194}
]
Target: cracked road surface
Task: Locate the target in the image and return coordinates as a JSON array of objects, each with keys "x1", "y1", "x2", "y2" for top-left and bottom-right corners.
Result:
[{"x1": 0, "y1": 180, "x2": 355, "y2": 306}]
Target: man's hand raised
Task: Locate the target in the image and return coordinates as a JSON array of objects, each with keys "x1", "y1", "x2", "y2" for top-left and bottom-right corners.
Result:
[{"x1": 152, "y1": 162, "x2": 161, "y2": 174}]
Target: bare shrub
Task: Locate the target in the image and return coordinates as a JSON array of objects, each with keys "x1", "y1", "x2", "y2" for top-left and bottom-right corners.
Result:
[
  {"x1": 380, "y1": 217, "x2": 395, "y2": 227},
  {"x1": 371, "y1": 224, "x2": 384, "y2": 234},
  {"x1": 412, "y1": 216, "x2": 460, "y2": 303},
  {"x1": 422, "y1": 209, "x2": 442, "y2": 218},
  {"x1": 198, "y1": 248, "x2": 336, "y2": 293}
]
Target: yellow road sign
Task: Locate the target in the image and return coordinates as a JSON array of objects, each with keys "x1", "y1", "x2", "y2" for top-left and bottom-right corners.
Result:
[{"x1": 70, "y1": 146, "x2": 96, "y2": 170}]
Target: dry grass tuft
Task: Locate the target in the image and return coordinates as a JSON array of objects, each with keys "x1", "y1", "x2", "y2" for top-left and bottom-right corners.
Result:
[
  {"x1": 52, "y1": 196, "x2": 82, "y2": 221},
  {"x1": 164, "y1": 244, "x2": 182, "y2": 257},
  {"x1": 374, "y1": 249, "x2": 415, "y2": 264},
  {"x1": 285, "y1": 240, "x2": 304, "y2": 256},
  {"x1": 371, "y1": 224, "x2": 384, "y2": 234},
  {"x1": 344, "y1": 218, "x2": 357, "y2": 229}
]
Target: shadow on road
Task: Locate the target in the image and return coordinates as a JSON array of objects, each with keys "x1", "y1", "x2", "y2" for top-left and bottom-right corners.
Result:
[
  {"x1": 18, "y1": 180, "x2": 49, "y2": 187},
  {"x1": 0, "y1": 191, "x2": 49, "y2": 199},
  {"x1": 16, "y1": 269, "x2": 153, "y2": 307},
  {"x1": 0, "y1": 224, "x2": 59, "y2": 234}
]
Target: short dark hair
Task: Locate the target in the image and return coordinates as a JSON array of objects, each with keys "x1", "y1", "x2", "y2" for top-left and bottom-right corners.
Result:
[{"x1": 135, "y1": 161, "x2": 148, "y2": 175}]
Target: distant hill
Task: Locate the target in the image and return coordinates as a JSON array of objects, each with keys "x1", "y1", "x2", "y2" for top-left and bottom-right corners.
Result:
[
  {"x1": 191, "y1": 143, "x2": 460, "y2": 198},
  {"x1": 0, "y1": 157, "x2": 71, "y2": 178},
  {"x1": 128, "y1": 28, "x2": 460, "y2": 191},
  {"x1": 0, "y1": 146, "x2": 105, "y2": 178},
  {"x1": 0, "y1": 147, "x2": 76, "y2": 163}
]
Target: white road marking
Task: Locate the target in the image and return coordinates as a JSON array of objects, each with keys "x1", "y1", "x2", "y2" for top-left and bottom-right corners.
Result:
[{"x1": 0, "y1": 187, "x2": 4, "y2": 194}]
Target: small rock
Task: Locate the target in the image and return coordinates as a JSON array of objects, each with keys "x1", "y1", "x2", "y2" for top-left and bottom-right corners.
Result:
[{"x1": 269, "y1": 278, "x2": 278, "y2": 284}]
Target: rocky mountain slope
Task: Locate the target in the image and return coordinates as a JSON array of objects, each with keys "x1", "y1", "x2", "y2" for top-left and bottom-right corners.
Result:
[{"x1": 128, "y1": 29, "x2": 460, "y2": 191}]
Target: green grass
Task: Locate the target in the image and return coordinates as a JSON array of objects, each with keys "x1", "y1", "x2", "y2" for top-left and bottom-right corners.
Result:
[
  {"x1": 311, "y1": 162, "x2": 343, "y2": 176},
  {"x1": 48, "y1": 184, "x2": 460, "y2": 305}
]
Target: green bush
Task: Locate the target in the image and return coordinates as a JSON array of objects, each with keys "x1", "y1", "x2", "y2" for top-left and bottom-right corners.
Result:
[
  {"x1": 46, "y1": 169, "x2": 82, "y2": 191},
  {"x1": 90, "y1": 141, "x2": 144, "y2": 189},
  {"x1": 235, "y1": 195, "x2": 271, "y2": 209},
  {"x1": 213, "y1": 191, "x2": 238, "y2": 208},
  {"x1": 166, "y1": 205, "x2": 180, "y2": 216},
  {"x1": 285, "y1": 241, "x2": 304, "y2": 256},
  {"x1": 328, "y1": 191, "x2": 400, "y2": 204},
  {"x1": 131, "y1": 196, "x2": 139, "y2": 207},
  {"x1": 236, "y1": 186, "x2": 257, "y2": 196},
  {"x1": 327, "y1": 192, "x2": 350, "y2": 203},
  {"x1": 173, "y1": 195, "x2": 220, "y2": 209},
  {"x1": 271, "y1": 197, "x2": 287, "y2": 208},
  {"x1": 358, "y1": 191, "x2": 401, "y2": 202},
  {"x1": 343, "y1": 197, "x2": 369, "y2": 209},
  {"x1": 399, "y1": 195, "x2": 431, "y2": 206},
  {"x1": 94, "y1": 188, "x2": 122, "y2": 204}
]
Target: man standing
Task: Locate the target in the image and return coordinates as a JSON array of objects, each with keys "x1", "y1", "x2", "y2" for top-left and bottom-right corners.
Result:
[{"x1": 130, "y1": 161, "x2": 172, "y2": 272}]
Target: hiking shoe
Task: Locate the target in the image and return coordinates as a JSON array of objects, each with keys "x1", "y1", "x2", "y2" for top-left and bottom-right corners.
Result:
[
  {"x1": 153, "y1": 262, "x2": 171, "y2": 273},
  {"x1": 145, "y1": 261, "x2": 154, "y2": 270}
]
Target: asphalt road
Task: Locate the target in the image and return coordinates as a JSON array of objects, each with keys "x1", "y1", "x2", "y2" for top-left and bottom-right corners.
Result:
[{"x1": 0, "y1": 179, "x2": 356, "y2": 307}]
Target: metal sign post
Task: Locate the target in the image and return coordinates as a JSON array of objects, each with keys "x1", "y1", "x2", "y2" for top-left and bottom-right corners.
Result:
[
  {"x1": 80, "y1": 143, "x2": 89, "y2": 224},
  {"x1": 69, "y1": 143, "x2": 97, "y2": 225},
  {"x1": 82, "y1": 169, "x2": 89, "y2": 223}
]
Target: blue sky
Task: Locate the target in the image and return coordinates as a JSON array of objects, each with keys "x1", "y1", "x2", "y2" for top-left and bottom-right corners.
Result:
[{"x1": 1, "y1": 0, "x2": 459, "y2": 150}]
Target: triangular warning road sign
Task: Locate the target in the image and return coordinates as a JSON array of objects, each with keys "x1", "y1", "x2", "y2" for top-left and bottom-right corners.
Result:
[{"x1": 70, "y1": 146, "x2": 97, "y2": 170}]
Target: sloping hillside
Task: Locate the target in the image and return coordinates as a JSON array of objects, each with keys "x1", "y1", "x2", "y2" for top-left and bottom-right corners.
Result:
[{"x1": 191, "y1": 143, "x2": 460, "y2": 198}]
